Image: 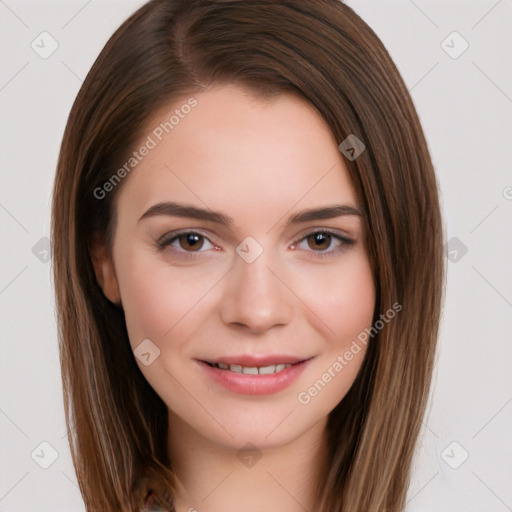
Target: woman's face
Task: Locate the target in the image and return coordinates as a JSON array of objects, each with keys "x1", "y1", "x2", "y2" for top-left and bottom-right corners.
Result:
[{"x1": 94, "y1": 84, "x2": 376, "y2": 450}]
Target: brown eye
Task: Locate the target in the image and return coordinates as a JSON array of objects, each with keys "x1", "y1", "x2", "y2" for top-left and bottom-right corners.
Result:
[
  {"x1": 155, "y1": 230, "x2": 216, "y2": 255},
  {"x1": 306, "y1": 232, "x2": 332, "y2": 251},
  {"x1": 178, "y1": 233, "x2": 204, "y2": 251},
  {"x1": 291, "y1": 230, "x2": 354, "y2": 258}
]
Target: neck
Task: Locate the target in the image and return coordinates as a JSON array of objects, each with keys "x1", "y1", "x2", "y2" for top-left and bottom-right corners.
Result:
[{"x1": 167, "y1": 413, "x2": 329, "y2": 512}]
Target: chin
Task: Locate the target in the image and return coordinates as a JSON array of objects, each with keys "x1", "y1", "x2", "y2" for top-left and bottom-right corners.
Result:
[{"x1": 189, "y1": 405, "x2": 322, "y2": 451}]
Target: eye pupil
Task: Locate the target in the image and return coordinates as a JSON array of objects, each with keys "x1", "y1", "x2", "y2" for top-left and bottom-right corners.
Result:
[
  {"x1": 308, "y1": 233, "x2": 330, "y2": 250},
  {"x1": 180, "y1": 233, "x2": 203, "y2": 251}
]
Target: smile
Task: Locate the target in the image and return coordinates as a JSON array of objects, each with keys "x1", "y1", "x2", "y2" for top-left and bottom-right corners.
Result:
[
  {"x1": 197, "y1": 357, "x2": 313, "y2": 395},
  {"x1": 204, "y1": 362, "x2": 293, "y2": 375}
]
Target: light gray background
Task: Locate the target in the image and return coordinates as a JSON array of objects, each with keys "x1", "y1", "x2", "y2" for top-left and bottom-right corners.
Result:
[{"x1": 1, "y1": 1, "x2": 511, "y2": 511}]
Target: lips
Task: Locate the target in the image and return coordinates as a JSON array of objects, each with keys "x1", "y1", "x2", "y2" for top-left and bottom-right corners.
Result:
[
  {"x1": 196, "y1": 354, "x2": 313, "y2": 395},
  {"x1": 201, "y1": 354, "x2": 307, "y2": 367},
  {"x1": 201, "y1": 354, "x2": 310, "y2": 375}
]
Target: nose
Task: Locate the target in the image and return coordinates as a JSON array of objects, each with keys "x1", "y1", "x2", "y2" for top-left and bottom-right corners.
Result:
[{"x1": 219, "y1": 245, "x2": 294, "y2": 334}]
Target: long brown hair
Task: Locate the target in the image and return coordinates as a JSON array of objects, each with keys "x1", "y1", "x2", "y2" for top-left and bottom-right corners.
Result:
[{"x1": 51, "y1": 1, "x2": 446, "y2": 510}]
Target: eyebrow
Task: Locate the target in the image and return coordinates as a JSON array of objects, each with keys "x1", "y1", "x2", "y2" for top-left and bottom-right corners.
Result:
[{"x1": 138, "y1": 201, "x2": 363, "y2": 226}]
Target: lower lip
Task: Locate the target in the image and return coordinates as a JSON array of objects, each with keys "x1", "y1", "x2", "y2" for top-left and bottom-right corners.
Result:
[{"x1": 197, "y1": 359, "x2": 311, "y2": 395}]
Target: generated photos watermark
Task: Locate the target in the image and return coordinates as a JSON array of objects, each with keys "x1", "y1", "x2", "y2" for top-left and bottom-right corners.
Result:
[
  {"x1": 93, "y1": 97, "x2": 198, "y2": 200},
  {"x1": 297, "y1": 301, "x2": 402, "y2": 405}
]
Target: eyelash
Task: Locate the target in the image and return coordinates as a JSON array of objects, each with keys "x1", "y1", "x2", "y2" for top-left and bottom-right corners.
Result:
[{"x1": 155, "y1": 228, "x2": 355, "y2": 260}]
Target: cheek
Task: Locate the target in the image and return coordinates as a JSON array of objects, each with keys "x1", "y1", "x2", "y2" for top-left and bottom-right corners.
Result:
[
  {"x1": 332, "y1": 261, "x2": 376, "y2": 345},
  {"x1": 296, "y1": 250, "x2": 376, "y2": 346},
  {"x1": 115, "y1": 248, "x2": 220, "y2": 350},
  {"x1": 293, "y1": 252, "x2": 375, "y2": 409}
]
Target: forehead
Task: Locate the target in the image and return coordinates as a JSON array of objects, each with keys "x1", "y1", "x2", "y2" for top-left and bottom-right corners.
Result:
[{"x1": 115, "y1": 84, "x2": 359, "y2": 226}]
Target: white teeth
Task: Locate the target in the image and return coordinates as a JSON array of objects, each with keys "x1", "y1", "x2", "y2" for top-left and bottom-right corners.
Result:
[
  {"x1": 241, "y1": 366, "x2": 259, "y2": 375},
  {"x1": 258, "y1": 364, "x2": 276, "y2": 375},
  {"x1": 211, "y1": 362, "x2": 293, "y2": 374}
]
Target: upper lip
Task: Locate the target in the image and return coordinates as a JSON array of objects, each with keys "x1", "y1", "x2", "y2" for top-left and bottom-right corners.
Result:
[{"x1": 200, "y1": 354, "x2": 312, "y2": 367}]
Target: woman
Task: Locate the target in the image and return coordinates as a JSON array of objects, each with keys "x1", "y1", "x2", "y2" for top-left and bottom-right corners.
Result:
[{"x1": 51, "y1": 1, "x2": 446, "y2": 511}]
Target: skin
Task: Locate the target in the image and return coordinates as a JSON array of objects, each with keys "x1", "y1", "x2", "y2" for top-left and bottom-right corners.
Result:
[{"x1": 92, "y1": 84, "x2": 376, "y2": 512}]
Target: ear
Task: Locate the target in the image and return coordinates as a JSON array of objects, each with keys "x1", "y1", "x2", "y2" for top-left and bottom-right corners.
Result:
[{"x1": 89, "y1": 233, "x2": 122, "y2": 306}]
